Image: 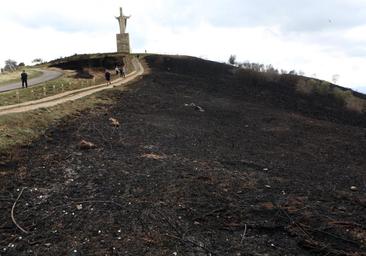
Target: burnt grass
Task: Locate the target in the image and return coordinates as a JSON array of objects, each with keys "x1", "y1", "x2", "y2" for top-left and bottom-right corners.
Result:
[{"x1": 0, "y1": 55, "x2": 366, "y2": 255}]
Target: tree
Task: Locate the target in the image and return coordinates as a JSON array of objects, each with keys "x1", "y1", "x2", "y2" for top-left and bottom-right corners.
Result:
[
  {"x1": 228, "y1": 55, "x2": 237, "y2": 65},
  {"x1": 332, "y1": 74, "x2": 340, "y2": 84},
  {"x1": 4, "y1": 59, "x2": 17, "y2": 71},
  {"x1": 18, "y1": 62, "x2": 25, "y2": 67},
  {"x1": 289, "y1": 70, "x2": 297, "y2": 75},
  {"x1": 32, "y1": 58, "x2": 43, "y2": 64}
]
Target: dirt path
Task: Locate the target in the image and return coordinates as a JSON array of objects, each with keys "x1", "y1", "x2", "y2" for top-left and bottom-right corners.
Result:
[
  {"x1": 0, "y1": 70, "x2": 62, "y2": 92},
  {"x1": 0, "y1": 58, "x2": 144, "y2": 116}
]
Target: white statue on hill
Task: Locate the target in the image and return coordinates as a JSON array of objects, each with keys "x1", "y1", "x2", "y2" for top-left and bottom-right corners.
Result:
[{"x1": 116, "y1": 7, "x2": 130, "y2": 34}]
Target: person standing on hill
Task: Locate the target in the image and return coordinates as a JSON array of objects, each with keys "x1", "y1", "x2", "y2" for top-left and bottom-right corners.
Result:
[
  {"x1": 21, "y1": 70, "x2": 28, "y2": 88},
  {"x1": 105, "y1": 70, "x2": 111, "y2": 85}
]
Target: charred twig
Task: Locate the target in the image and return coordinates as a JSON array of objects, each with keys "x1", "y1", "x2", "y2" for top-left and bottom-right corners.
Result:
[
  {"x1": 280, "y1": 208, "x2": 312, "y2": 240},
  {"x1": 240, "y1": 224, "x2": 247, "y2": 244},
  {"x1": 165, "y1": 233, "x2": 216, "y2": 255},
  {"x1": 302, "y1": 224, "x2": 360, "y2": 246},
  {"x1": 155, "y1": 209, "x2": 184, "y2": 237},
  {"x1": 194, "y1": 208, "x2": 226, "y2": 221},
  {"x1": 11, "y1": 188, "x2": 29, "y2": 234},
  {"x1": 327, "y1": 221, "x2": 363, "y2": 228},
  {"x1": 73, "y1": 200, "x2": 123, "y2": 209}
]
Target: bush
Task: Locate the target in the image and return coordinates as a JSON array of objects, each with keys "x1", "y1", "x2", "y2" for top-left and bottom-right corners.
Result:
[
  {"x1": 314, "y1": 81, "x2": 331, "y2": 95},
  {"x1": 332, "y1": 88, "x2": 365, "y2": 112},
  {"x1": 296, "y1": 79, "x2": 312, "y2": 94},
  {"x1": 228, "y1": 55, "x2": 237, "y2": 65},
  {"x1": 301, "y1": 79, "x2": 318, "y2": 94},
  {"x1": 332, "y1": 88, "x2": 352, "y2": 102},
  {"x1": 345, "y1": 96, "x2": 366, "y2": 112}
]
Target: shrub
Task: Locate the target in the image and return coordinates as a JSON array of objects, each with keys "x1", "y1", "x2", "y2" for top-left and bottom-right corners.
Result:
[
  {"x1": 228, "y1": 55, "x2": 237, "y2": 65},
  {"x1": 332, "y1": 88, "x2": 351, "y2": 102},
  {"x1": 332, "y1": 88, "x2": 366, "y2": 112},
  {"x1": 314, "y1": 81, "x2": 331, "y2": 95},
  {"x1": 296, "y1": 79, "x2": 312, "y2": 94},
  {"x1": 306, "y1": 79, "x2": 318, "y2": 93},
  {"x1": 345, "y1": 96, "x2": 366, "y2": 112}
]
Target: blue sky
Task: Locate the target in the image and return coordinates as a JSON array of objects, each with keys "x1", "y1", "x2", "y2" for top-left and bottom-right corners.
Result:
[{"x1": 0, "y1": 0, "x2": 366, "y2": 93}]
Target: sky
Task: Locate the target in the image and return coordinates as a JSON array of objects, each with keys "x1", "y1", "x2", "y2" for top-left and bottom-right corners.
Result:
[{"x1": 0, "y1": 0, "x2": 366, "y2": 93}]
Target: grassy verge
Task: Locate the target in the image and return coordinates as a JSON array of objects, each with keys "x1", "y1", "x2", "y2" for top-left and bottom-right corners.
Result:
[
  {"x1": 0, "y1": 54, "x2": 137, "y2": 156},
  {"x1": 0, "y1": 72, "x2": 119, "y2": 107},
  {"x1": 0, "y1": 69, "x2": 43, "y2": 86},
  {"x1": 0, "y1": 86, "x2": 123, "y2": 156}
]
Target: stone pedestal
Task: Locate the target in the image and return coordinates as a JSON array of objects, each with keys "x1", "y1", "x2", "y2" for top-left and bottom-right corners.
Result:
[{"x1": 116, "y1": 33, "x2": 130, "y2": 53}]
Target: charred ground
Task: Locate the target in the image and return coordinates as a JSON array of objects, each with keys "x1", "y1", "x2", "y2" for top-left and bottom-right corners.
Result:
[{"x1": 0, "y1": 55, "x2": 365, "y2": 255}]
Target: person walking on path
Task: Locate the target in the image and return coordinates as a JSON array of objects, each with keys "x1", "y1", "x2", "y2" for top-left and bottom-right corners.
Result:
[
  {"x1": 21, "y1": 70, "x2": 28, "y2": 88},
  {"x1": 105, "y1": 70, "x2": 111, "y2": 85},
  {"x1": 120, "y1": 66, "x2": 126, "y2": 78}
]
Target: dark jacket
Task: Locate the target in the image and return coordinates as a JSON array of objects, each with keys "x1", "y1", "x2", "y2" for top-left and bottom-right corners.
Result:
[
  {"x1": 21, "y1": 72, "x2": 28, "y2": 81},
  {"x1": 105, "y1": 71, "x2": 111, "y2": 81}
]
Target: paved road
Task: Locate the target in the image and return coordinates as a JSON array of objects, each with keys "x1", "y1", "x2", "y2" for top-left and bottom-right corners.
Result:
[{"x1": 0, "y1": 70, "x2": 63, "y2": 93}]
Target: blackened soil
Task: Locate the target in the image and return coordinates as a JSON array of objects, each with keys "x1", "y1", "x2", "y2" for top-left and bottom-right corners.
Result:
[{"x1": 0, "y1": 55, "x2": 365, "y2": 256}]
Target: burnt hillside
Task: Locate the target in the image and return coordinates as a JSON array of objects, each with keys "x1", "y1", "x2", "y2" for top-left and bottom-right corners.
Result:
[
  {"x1": 0, "y1": 54, "x2": 365, "y2": 255},
  {"x1": 146, "y1": 55, "x2": 366, "y2": 127}
]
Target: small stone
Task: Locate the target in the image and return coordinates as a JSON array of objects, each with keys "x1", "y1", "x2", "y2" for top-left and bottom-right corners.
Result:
[
  {"x1": 76, "y1": 204, "x2": 83, "y2": 210},
  {"x1": 79, "y1": 140, "x2": 97, "y2": 150},
  {"x1": 109, "y1": 118, "x2": 120, "y2": 127},
  {"x1": 337, "y1": 206, "x2": 347, "y2": 211},
  {"x1": 45, "y1": 243, "x2": 52, "y2": 247},
  {"x1": 350, "y1": 186, "x2": 358, "y2": 191},
  {"x1": 265, "y1": 185, "x2": 272, "y2": 189},
  {"x1": 260, "y1": 202, "x2": 275, "y2": 210}
]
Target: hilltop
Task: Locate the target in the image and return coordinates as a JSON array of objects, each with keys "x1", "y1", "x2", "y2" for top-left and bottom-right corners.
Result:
[{"x1": 0, "y1": 54, "x2": 365, "y2": 255}]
